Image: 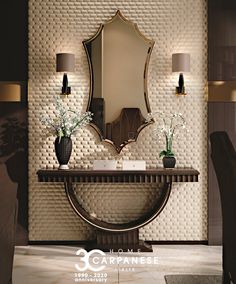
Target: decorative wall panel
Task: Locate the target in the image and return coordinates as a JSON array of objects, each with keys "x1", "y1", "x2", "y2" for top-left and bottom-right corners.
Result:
[{"x1": 29, "y1": 0, "x2": 207, "y2": 241}]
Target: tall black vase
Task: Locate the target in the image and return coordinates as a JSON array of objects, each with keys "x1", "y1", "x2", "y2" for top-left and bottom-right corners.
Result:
[{"x1": 54, "y1": 137, "x2": 72, "y2": 170}]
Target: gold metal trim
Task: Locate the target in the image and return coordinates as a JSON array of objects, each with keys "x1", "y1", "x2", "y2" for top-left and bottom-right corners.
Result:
[{"x1": 83, "y1": 10, "x2": 155, "y2": 153}]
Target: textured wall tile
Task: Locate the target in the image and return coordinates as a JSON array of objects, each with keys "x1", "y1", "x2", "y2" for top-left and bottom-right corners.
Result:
[{"x1": 29, "y1": 0, "x2": 207, "y2": 240}]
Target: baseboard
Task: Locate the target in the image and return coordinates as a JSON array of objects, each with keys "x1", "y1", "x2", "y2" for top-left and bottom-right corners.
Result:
[
  {"x1": 28, "y1": 240, "x2": 93, "y2": 246},
  {"x1": 147, "y1": 240, "x2": 208, "y2": 245},
  {"x1": 28, "y1": 240, "x2": 208, "y2": 246}
]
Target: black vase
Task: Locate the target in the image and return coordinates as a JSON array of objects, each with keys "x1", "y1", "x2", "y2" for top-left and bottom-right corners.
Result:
[
  {"x1": 54, "y1": 137, "x2": 72, "y2": 170},
  {"x1": 162, "y1": 156, "x2": 176, "y2": 168}
]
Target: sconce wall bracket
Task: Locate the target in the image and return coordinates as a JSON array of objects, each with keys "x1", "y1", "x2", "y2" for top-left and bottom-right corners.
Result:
[
  {"x1": 61, "y1": 73, "x2": 71, "y2": 95},
  {"x1": 176, "y1": 73, "x2": 187, "y2": 95}
]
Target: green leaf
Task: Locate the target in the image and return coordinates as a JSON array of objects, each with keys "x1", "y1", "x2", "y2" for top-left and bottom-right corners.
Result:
[
  {"x1": 159, "y1": 149, "x2": 175, "y2": 158},
  {"x1": 159, "y1": 150, "x2": 167, "y2": 158}
]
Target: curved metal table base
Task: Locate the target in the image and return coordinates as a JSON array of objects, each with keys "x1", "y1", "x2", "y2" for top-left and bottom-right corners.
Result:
[
  {"x1": 65, "y1": 181, "x2": 172, "y2": 252},
  {"x1": 65, "y1": 181, "x2": 172, "y2": 232}
]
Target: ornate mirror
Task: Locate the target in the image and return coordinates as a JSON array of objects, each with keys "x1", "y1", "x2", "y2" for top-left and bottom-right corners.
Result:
[{"x1": 83, "y1": 11, "x2": 154, "y2": 153}]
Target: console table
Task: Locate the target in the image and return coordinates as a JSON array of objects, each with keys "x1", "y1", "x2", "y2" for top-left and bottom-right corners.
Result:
[{"x1": 37, "y1": 168, "x2": 199, "y2": 252}]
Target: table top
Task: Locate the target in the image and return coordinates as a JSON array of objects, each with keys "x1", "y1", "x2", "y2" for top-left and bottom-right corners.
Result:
[{"x1": 37, "y1": 168, "x2": 199, "y2": 183}]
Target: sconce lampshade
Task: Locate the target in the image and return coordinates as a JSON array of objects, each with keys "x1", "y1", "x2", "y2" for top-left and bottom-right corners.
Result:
[
  {"x1": 0, "y1": 83, "x2": 21, "y2": 102},
  {"x1": 172, "y1": 53, "x2": 190, "y2": 73},
  {"x1": 56, "y1": 53, "x2": 75, "y2": 72}
]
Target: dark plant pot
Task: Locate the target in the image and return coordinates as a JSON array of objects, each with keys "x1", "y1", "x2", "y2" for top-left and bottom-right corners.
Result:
[
  {"x1": 54, "y1": 137, "x2": 72, "y2": 170},
  {"x1": 162, "y1": 156, "x2": 176, "y2": 168}
]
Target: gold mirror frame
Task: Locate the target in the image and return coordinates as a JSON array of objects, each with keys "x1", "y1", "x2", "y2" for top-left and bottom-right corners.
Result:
[{"x1": 83, "y1": 10, "x2": 155, "y2": 153}]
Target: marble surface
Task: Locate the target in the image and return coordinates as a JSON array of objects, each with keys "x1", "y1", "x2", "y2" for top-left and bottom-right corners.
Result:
[{"x1": 13, "y1": 245, "x2": 222, "y2": 284}]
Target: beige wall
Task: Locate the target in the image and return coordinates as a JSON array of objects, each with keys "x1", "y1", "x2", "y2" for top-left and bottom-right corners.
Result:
[{"x1": 29, "y1": 0, "x2": 207, "y2": 241}]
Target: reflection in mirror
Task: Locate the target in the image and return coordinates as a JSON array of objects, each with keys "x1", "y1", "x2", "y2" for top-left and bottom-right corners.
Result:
[{"x1": 83, "y1": 10, "x2": 154, "y2": 153}]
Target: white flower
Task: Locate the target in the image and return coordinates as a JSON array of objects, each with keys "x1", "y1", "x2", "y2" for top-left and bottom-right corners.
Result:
[
  {"x1": 146, "y1": 111, "x2": 187, "y2": 157},
  {"x1": 40, "y1": 97, "x2": 93, "y2": 139}
]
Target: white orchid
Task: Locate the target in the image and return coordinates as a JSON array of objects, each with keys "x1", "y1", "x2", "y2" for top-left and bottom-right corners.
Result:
[
  {"x1": 146, "y1": 112, "x2": 186, "y2": 158},
  {"x1": 40, "y1": 97, "x2": 93, "y2": 141}
]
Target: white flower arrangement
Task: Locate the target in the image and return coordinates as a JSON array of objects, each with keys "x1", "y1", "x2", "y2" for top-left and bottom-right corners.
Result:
[
  {"x1": 40, "y1": 97, "x2": 93, "y2": 141},
  {"x1": 146, "y1": 112, "x2": 186, "y2": 158}
]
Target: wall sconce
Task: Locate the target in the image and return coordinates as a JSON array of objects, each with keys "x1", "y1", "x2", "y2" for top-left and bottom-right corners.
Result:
[
  {"x1": 56, "y1": 53, "x2": 75, "y2": 95},
  {"x1": 172, "y1": 53, "x2": 190, "y2": 95},
  {"x1": 0, "y1": 82, "x2": 21, "y2": 102}
]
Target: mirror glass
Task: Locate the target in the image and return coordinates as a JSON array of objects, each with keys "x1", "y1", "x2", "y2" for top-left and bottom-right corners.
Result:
[{"x1": 83, "y1": 11, "x2": 154, "y2": 152}]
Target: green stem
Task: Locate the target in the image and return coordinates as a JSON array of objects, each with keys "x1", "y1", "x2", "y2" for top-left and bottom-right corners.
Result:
[
  {"x1": 167, "y1": 135, "x2": 173, "y2": 152},
  {"x1": 165, "y1": 135, "x2": 169, "y2": 151},
  {"x1": 69, "y1": 114, "x2": 89, "y2": 133}
]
